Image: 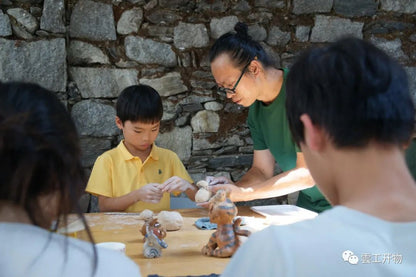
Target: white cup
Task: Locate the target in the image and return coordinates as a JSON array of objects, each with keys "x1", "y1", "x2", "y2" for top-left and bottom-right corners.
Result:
[{"x1": 96, "y1": 242, "x2": 126, "y2": 254}]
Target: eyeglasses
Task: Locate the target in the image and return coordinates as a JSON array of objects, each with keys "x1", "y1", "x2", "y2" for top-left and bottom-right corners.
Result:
[{"x1": 216, "y1": 61, "x2": 251, "y2": 95}]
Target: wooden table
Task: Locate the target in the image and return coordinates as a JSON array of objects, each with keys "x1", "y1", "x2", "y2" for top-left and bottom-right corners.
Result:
[{"x1": 74, "y1": 207, "x2": 264, "y2": 277}]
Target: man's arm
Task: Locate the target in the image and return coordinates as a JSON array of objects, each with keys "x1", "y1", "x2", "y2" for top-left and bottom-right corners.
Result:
[{"x1": 211, "y1": 150, "x2": 315, "y2": 202}]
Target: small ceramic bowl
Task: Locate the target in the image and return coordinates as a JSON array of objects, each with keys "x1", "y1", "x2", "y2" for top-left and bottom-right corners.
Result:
[{"x1": 96, "y1": 242, "x2": 126, "y2": 254}]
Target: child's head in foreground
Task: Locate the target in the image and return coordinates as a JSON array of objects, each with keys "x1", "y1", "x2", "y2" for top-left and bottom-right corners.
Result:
[
  {"x1": 286, "y1": 37, "x2": 415, "y2": 150},
  {"x1": 116, "y1": 84, "x2": 163, "y2": 154},
  {"x1": 0, "y1": 82, "x2": 85, "y2": 228}
]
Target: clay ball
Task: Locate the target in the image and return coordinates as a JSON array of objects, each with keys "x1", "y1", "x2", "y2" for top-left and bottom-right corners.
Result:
[
  {"x1": 196, "y1": 180, "x2": 209, "y2": 189},
  {"x1": 157, "y1": 211, "x2": 183, "y2": 231},
  {"x1": 138, "y1": 209, "x2": 154, "y2": 220},
  {"x1": 195, "y1": 188, "x2": 212, "y2": 203}
]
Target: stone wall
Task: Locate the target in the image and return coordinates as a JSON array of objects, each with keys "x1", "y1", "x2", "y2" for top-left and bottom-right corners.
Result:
[{"x1": 1, "y1": 0, "x2": 416, "y2": 210}]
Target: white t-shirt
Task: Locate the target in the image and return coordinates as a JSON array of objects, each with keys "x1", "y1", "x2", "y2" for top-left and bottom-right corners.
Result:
[
  {"x1": 222, "y1": 206, "x2": 416, "y2": 277},
  {"x1": 0, "y1": 222, "x2": 141, "y2": 277}
]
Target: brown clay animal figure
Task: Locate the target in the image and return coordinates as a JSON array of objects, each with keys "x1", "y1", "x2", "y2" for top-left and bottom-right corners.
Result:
[
  {"x1": 201, "y1": 189, "x2": 251, "y2": 258},
  {"x1": 141, "y1": 218, "x2": 168, "y2": 258}
]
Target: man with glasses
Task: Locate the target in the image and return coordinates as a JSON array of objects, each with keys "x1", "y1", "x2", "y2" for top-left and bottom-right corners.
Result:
[{"x1": 207, "y1": 22, "x2": 331, "y2": 213}]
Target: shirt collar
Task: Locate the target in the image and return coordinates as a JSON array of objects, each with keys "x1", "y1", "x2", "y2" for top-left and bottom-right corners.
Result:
[{"x1": 118, "y1": 140, "x2": 160, "y2": 161}]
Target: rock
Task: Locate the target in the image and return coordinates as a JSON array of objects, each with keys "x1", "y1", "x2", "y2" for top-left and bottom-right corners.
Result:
[
  {"x1": 125, "y1": 36, "x2": 176, "y2": 66},
  {"x1": 210, "y1": 16, "x2": 238, "y2": 39},
  {"x1": 0, "y1": 11, "x2": 12, "y2": 36},
  {"x1": 140, "y1": 72, "x2": 187, "y2": 97},
  {"x1": 191, "y1": 110, "x2": 220, "y2": 133},
  {"x1": 292, "y1": 0, "x2": 333, "y2": 14},
  {"x1": 69, "y1": 0, "x2": 116, "y2": 41},
  {"x1": 68, "y1": 41, "x2": 110, "y2": 65},
  {"x1": 310, "y1": 15, "x2": 363, "y2": 42},
  {"x1": 71, "y1": 100, "x2": 119, "y2": 137},
  {"x1": 40, "y1": 0, "x2": 65, "y2": 33},
  {"x1": 156, "y1": 126, "x2": 192, "y2": 161},
  {"x1": 174, "y1": 22, "x2": 209, "y2": 50},
  {"x1": 117, "y1": 8, "x2": 143, "y2": 35},
  {"x1": 0, "y1": 38, "x2": 66, "y2": 92},
  {"x1": 69, "y1": 67, "x2": 139, "y2": 98}
]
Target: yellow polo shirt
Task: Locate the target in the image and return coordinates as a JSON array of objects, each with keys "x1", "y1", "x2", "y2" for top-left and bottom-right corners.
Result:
[{"x1": 86, "y1": 141, "x2": 193, "y2": 212}]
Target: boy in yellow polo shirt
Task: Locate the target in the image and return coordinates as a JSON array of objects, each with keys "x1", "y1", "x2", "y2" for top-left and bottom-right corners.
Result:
[{"x1": 86, "y1": 85, "x2": 197, "y2": 212}]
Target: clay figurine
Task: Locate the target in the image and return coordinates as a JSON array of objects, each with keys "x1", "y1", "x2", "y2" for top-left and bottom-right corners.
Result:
[
  {"x1": 201, "y1": 189, "x2": 251, "y2": 258},
  {"x1": 195, "y1": 180, "x2": 212, "y2": 203},
  {"x1": 141, "y1": 218, "x2": 168, "y2": 258}
]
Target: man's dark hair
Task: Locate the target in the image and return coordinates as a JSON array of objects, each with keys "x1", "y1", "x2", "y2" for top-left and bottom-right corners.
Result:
[
  {"x1": 286, "y1": 37, "x2": 415, "y2": 148},
  {"x1": 116, "y1": 84, "x2": 163, "y2": 124},
  {"x1": 209, "y1": 22, "x2": 274, "y2": 70}
]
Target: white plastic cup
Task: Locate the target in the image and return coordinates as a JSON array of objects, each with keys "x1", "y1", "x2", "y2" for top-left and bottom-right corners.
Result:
[{"x1": 96, "y1": 242, "x2": 126, "y2": 254}]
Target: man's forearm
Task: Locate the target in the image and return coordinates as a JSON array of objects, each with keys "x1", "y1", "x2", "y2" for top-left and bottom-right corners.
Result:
[{"x1": 233, "y1": 168, "x2": 315, "y2": 202}]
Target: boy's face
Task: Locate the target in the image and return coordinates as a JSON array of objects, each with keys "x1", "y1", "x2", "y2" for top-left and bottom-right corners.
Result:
[{"x1": 116, "y1": 117, "x2": 160, "y2": 153}]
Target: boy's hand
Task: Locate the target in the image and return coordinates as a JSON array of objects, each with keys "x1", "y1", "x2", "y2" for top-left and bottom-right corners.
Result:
[
  {"x1": 160, "y1": 176, "x2": 193, "y2": 193},
  {"x1": 137, "y1": 183, "x2": 163, "y2": 203}
]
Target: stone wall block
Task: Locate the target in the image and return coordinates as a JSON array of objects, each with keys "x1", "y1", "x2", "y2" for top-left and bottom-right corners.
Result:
[
  {"x1": 0, "y1": 38, "x2": 66, "y2": 92},
  {"x1": 248, "y1": 24, "x2": 267, "y2": 41},
  {"x1": 71, "y1": 100, "x2": 119, "y2": 137},
  {"x1": 7, "y1": 8, "x2": 38, "y2": 34},
  {"x1": 310, "y1": 15, "x2": 363, "y2": 42},
  {"x1": 145, "y1": 9, "x2": 181, "y2": 25},
  {"x1": 69, "y1": 0, "x2": 116, "y2": 41},
  {"x1": 69, "y1": 67, "x2": 139, "y2": 98},
  {"x1": 380, "y1": 0, "x2": 416, "y2": 14},
  {"x1": 80, "y1": 137, "x2": 112, "y2": 167},
  {"x1": 174, "y1": 22, "x2": 209, "y2": 50},
  {"x1": 334, "y1": 0, "x2": 377, "y2": 17},
  {"x1": 156, "y1": 126, "x2": 192, "y2": 161},
  {"x1": 210, "y1": 16, "x2": 238, "y2": 39},
  {"x1": 295, "y1": 26, "x2": 310, "y2": 42},
  {"x1": 191, "y1": 110, "x2": 220, "y2": 133},
  {"x1": 68, "y1": 41, "x2": 110, "y2": 65},
  {"x1": 117, "y1": 8, "x2": 143, "y2": 35},
  {"x1": 292, "y1": 0, "x2": 333, "y2": 14},
  {"x1": 40, "y1": 0, "x2": 65, "y2": 33},
  {"x1": 125, "y1": 36, "x2": 177, "y2": 66},
  {"x1": 140, "y1": 72, "x2": 187, "y2": 97},
  {"x1": 369, "y1": 37, "x2": 408, "y2": 61},
  {"x1": 254, "y1": 0, "x2": 284, "y2": 8},
  {"x1": 267, "y1": 26, "x2": 290, "y2": 46},
  {"x1": 0, "y1": 10, "x2": 12, "y2": 36}
]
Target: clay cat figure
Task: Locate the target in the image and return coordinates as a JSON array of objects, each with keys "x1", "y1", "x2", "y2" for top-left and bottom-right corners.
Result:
[
  {"x1": 201, "y1": 189, "x2": 251, "y2": 258},
  {"x1": 141, "y1": 218, "x2": 168, "y2": 258}
]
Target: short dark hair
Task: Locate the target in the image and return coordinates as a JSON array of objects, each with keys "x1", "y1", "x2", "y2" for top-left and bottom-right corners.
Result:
[
  {"x1": 209, "y1": 22, "x2": 274, "y2": 69},
  {"x1": 286, "y1": 37, "x2": 415, "y2": 148},
  {"x1": 116, "y1": 84, "x2": 163, "y2": 124}
]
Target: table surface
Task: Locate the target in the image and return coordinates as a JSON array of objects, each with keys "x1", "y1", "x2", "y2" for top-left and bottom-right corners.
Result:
[{"x1": 74, "y1": 206, "x2": 265, "y2": 277}]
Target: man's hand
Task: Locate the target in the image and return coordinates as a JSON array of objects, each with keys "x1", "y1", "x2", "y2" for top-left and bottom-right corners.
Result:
[{"x1": 136, "y1": 183, "x2": 163, "y2": 203}]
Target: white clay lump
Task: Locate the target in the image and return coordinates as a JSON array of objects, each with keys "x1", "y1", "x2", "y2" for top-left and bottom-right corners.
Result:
[
  {"x1": 157, "y1": 211, "x2": 183, "y2": 231},
  {"x1": 195, "y1": 180, "x2": 212, "y2": 203}
]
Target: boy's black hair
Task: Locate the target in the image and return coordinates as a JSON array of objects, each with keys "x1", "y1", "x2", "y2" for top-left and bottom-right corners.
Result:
[
  {"x1": 286, "y1": 37, "x2": 415, "y2": 148},
  {"x1": 116, "y1": 84, "x2": 163, "y2": 124},
  {"x1": 209, "y1": 22, "x2": 274, "y2": 69}
]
